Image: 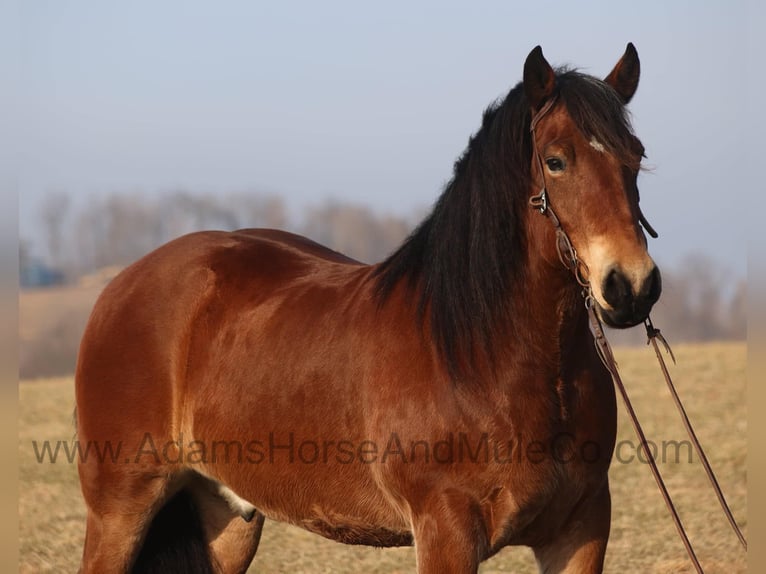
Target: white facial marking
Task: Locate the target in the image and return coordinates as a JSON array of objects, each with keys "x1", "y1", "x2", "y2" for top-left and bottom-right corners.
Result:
[
  {"x1": 583, "y1": 236, "x2": 613, "y2": 309},
  {"x1": 589, "y1": 137, "x2": 605, "y2": 153},
  {"x1": 582, "y1": 234, "x2": 656, "y2": 311}
]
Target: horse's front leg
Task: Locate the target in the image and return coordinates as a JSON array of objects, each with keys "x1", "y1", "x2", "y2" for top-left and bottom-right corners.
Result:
[
  {"x1": 410, "y1": 488, "x2": 487, "y2": 574},
  {"x1": 533, "y1": 480, "x2": 611, "y2": 574}
]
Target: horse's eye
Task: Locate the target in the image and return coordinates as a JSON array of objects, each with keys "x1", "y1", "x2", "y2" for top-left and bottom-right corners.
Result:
[{"x1": 545, "y1": 157, "x2": 566, "y2": 173}]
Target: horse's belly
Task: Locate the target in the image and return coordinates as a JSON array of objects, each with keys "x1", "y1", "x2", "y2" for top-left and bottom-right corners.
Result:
[
  {"x1": 187, "y1": 387, "x2": 414, "y2": 546},
  {"x1": 198, "y1": 460, "x2": 414, "y2": 547},
  {"x1": 300, "y1": 518, "x2": 413, "y2": 547}
]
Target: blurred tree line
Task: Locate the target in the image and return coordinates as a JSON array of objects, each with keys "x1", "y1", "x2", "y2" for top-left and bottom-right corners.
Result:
[
  {"x1": 30, "y1": 190, "x2": 417, "y2": 277},
  {"x1": 19, "y1": 190, "x2": 744, "y2": 378}
]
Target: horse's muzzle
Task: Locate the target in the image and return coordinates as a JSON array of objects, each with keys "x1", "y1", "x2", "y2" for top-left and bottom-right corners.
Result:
[{"x1": 598, "y1": 265, "x2": 662, "y2": 328}]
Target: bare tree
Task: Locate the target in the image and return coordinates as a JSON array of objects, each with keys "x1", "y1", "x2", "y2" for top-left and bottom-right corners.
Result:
[
  {"x1": 40, "y1": 191, "x2": 70, "y2": 271},
  {"x1": 232, "y1": 192, "x2": 288, "y2": 230},
  {"x1": 65, "y1": 190, "x2": 291, "y2": 276},
  {"x1": 301, "y1": 201, "x2": 412, "y2": 263},
  {"x1": 726, "y1": 280, "x2": 746, "y2": 340},
  {"x1": 19, "y1": 238, "x2": 31, "y2": 274}
]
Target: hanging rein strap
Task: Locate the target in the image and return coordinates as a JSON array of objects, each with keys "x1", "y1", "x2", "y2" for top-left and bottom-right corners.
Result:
[
  {"x1": 528, "y1": 97, "x2": 746, "y2": 572},
  {"x1": 644, "y1": 318, "x2": 748, "y2": 551}
]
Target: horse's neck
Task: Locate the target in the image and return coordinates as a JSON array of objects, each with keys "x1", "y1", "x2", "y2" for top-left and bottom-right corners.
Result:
[
  {"x1": 483, "y1": 252, "x2": 593, "y2": 426},
  {"x1": 504, "y1": 212, "x2": 591, "y2": 379},
  {"x1": 519, "y1": 270, "x2": 583, "y2": 357}
]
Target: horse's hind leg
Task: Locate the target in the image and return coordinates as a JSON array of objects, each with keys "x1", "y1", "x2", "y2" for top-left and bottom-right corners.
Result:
[
  {"x1": 533, "y1": 482, "x2": 611, "y2": 574},
  {"x1": 78, "y1": 468, "x2": 175, "y2": 574}
]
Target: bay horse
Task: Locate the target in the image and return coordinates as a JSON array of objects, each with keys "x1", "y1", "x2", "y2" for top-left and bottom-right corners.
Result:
[{"x1": 75, "y1": 44, "x2": 661, "y2": 573}]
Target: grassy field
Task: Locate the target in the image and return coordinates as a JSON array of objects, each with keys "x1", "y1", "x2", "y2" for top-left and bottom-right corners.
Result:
[{"x1": 19, "y1": 343, "x2": 746, "y2": 573}]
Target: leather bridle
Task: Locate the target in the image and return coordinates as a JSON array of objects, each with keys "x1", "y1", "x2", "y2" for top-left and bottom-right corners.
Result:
[
  {"x1": 528, "y1": 95, "x2": 592, "y2": 292},
  {"x1": 527, "y1": 95, "x2": 747, "y2": 573}
]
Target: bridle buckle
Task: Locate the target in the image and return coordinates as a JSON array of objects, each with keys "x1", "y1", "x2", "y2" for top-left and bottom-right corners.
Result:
[{"x1": 528, "y1": 189, "x2": 548, "y2": 214}]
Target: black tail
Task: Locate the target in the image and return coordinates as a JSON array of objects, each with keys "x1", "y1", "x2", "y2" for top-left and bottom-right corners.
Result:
[{"x1": 132, "y1": 490, "x2": 216, "y2": 574}]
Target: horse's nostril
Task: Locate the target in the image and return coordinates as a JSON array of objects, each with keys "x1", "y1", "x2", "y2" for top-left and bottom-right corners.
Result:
[
  {"x1": 639, "y1": 265, "x2": 662, "y2": 304},
  {"x1": 602, "y1": 267, "x2": 632, "y2": 309}
]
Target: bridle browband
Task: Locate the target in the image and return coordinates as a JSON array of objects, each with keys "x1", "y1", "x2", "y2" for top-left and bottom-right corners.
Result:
[{"x1": 527, "y1": 95, "x2": 746, "y2": 573}]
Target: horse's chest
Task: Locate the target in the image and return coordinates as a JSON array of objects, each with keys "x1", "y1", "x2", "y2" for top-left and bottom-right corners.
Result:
[
  {"x1": 481, "y1": 453, "x2": 596, "y2": 549},
  {"x1": 482, "y1": 417, "x2": 614, "y2": 549}
]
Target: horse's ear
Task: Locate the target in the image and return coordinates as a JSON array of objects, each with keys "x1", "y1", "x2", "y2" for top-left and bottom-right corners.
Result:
[
  {"x1": 605, "y1": 43, "x2": 640, "y2": 104},
  {"x1": 523, "y1": 46, "x2": 556, "y2": 110}
]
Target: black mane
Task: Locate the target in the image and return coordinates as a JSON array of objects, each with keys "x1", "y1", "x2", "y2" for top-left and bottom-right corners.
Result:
[{"x1": 372, "y1": 68, "x2": 639, "y2": 379}]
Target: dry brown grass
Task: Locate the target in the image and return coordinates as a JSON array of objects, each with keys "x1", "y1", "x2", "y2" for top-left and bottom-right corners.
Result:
[{"x1": 19, "y1": 343, "x2": 746, "y2": 573}]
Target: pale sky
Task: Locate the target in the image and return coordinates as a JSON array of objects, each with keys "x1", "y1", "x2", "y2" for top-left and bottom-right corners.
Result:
[{"x1": 17, "y1": 1, "x2": 754, "y2": 275}]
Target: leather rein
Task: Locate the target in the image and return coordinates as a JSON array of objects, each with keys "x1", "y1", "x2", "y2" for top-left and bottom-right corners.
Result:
[{"x1": 528, "y1": 95, "x2": 747, "y2": 573}]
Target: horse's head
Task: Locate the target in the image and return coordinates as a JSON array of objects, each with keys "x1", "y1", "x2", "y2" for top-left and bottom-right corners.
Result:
[{"x1": 523, "y1": 44, "x2": 660, "y2": 328}]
